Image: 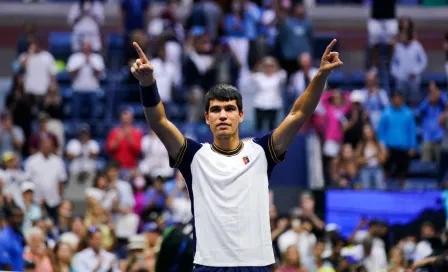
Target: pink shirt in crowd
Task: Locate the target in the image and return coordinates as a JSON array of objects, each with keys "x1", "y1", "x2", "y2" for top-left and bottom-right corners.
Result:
[{"x1": 321, "y1": 91, "x2": 351, "y2": 142}]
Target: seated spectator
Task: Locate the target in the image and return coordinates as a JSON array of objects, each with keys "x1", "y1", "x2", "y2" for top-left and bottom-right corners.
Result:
[
  {"x1": 19, "y1": 39, "x2": 57, "y2": 102},
  {"x1": 290, "y1": 192, "x2": 325, "y2": 234},
  {"x1": 68, "y1": 0, "x2": 104, "y2": 52},
  {"x1": 142, "y1": 176, "x2": 168, "y2": 223},
  {"x1": 183, "y1": 32, "x2": 218, "y2": 123},
  {"x1": 414, "y1": 222, "x2": 439, "y2": 263},
  {"x1": 360, "y1": 71, "x2": 389, "y2": 130},
  {"x1": 388, "y1": 246, "x2": 406, "y2": 272},
  {"x1": 167, "y1": 186, "x2": 192, "y2": 225},
  {"x1": 28, "y1": 112, "x2": 59, "y2": 155},
  {"x1": 139, "y1": 130, "x2": 173, "y2": 178},
  {"x1": 356, "y1": 124, "x2": 387, "y2": 189},
  {"x1": 86, "y1": 173, "x2": 115, "y2": 212},
  {"x1": 54, "y1": 200, "x2": 73, "y2": 238},
  {"x1": 67, "y1": 39, "x2": 105, "y2": 121},
  {"x1": 0, "y1": 110, "x2": 24, "y2": 158},
  {"x1": 72, "y1": 227, "x2": 119, "y2": 272},
  {"x1": 70, "y1": 217, "x2": 87, "y2": 251},
  {"x1": 304, "y1": 240, "x2": 335, "y2": 272},
  {"x1": 289, "y1": 52, "x2": 322, "y2": 98},
  {"x1": 106, "y1": 108, "x2": 142, "y2": 170},
  {"x1": 0, "y1": 203, "x2": 25, "y2": 271},
  {"x1": 342, "y1": 90, "x2": 369, "y2": 149},
  {"x1": 277, "y1": 2, "x2": 313, "y2": 75},
  {"x1": 330, "y1": 144, "x2": 358, "y2": 188},
  {"x1": 17, "y1": 182, "x2": 41, "y2": 234},
  {"x1": 51, "y1": 242, "x2": 75, "y2": 272},
  {"x1": 83, "y1": 200, "x2": 115, "y2": 251},
  {"x1": 439, "y1": 107, "x2": 448, "y2": 183},
  {"x1": 276, "y1": 245, "x2": 307, "y2": 272},
  {"x1": 416, "y1": 81, "x2": 446, "y2": 163},
  {"x1": 251, "y1": 56, "x2": 286, "y2": 131},
  {"x1": 41, "y1": 82, "x2": 64, "y2": 156},
  {"x1": 378, "y1": 92, "x2": 417, "y2": 188},
  {"x1": 391, "y1": 28, "x2": 427, "y2": 105},
  {"x1": 25, "y1": 136, "x2": 67, "y2": 221},
  {"x1": 0, "y1": 152, "x2": 30, "y2": 205},
  {"x1": 131, "y1": 174, "x2": 147, "y2": 218},
  {"x1": 66, "y1": 124, "x2": 99, "y2": 187},
  {"x1": 142, "y1": 222, "x2": 161, "y2": 269},
  {"x1": 341, "y1": 236, "x2": 388, "y2": 272},
  {"x1": 23, "y1": 227, "x2": 53, "y2": 272}
]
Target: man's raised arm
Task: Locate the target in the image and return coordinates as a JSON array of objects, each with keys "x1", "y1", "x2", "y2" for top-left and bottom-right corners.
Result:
[
  {"x1": 131, "y1": 42, "x2": 184, "y2": 160},
  {"x1": 272, "y1": 39, "x2": 343, "y2": 156}
]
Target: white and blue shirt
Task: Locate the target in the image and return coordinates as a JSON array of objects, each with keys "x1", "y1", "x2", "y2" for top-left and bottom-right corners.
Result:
[{"x1": 170, "y1": 131, "x2": 285, "y2": 267}]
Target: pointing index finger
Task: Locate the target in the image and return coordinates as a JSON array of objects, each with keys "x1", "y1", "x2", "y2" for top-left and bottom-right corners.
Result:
[
  {"x1": 133, "y1": 42, "x2": 148, "y2": 63},
  {"x1": 324, "y1": 39, "x2": 337, "y2": 56}
]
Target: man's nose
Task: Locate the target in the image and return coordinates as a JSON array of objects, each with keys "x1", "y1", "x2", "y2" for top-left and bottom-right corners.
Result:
[{"x1": 219, "y1": 109, "x2": 227, "y2": 120}]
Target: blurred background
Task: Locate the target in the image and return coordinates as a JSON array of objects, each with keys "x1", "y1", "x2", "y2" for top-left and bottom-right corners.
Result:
[{"x1": 0, "y1": 0, "x2": 447, "y2": 271}]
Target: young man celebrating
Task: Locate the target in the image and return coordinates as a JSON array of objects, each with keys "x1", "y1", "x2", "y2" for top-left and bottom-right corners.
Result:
[{"x1": 131, "y1": 40, "x2": 342, "y2": 271}]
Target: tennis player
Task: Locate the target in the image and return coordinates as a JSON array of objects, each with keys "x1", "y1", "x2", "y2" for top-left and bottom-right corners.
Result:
[{"x1": 131, "y1": 39, "x2": 343, "y2": 272}]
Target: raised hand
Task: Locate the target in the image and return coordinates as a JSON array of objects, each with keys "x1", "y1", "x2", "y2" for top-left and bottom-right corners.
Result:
[
  {"x1": 130, "y1": 42, "x2": 155, "y2": 86},
  {"x1": 320, "y1": 39, "x2": 343, "y2": 72}
]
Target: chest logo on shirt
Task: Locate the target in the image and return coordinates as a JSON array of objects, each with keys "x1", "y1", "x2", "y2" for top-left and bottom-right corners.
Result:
[{"x1": 242, "y1": 156, "x2": 250, "y2": 165}]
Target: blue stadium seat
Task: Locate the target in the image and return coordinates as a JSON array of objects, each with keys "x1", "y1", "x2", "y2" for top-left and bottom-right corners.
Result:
[
  {"x1": 49, "y1": 32, "x2": 72, "y2": 60},
  {"x1": 408, "y1": 160, "x2": 438, "y2": 177},
  {"x1": 398, "y1": 0, "x2": 420, "y2": 4},
  {"x1": 422, "y1": 73, "x2": 447, "y2": 86},
  {"x1": 327, "y1": 71, "x2": 346, "y2": 88},
  {"x1": 349, "y1": 72, "x2": 366, "y2": 89},
  {"x1": 108, "y1": 33, "x2": 125, "y2": 50}
]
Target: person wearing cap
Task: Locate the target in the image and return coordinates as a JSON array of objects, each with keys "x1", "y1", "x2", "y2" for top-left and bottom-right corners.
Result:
[
  {"x1": 377, "y1": 91, "x2": 417, "y2": 188},
  {"x1": 66, "y1": 124, "x2": 100, "y2": 188},
  {"x1": 341, "y1": 90, "x2": 369, "y2": 149},
  {"x1": 28, "y1": 112, "x2": 59, "y2": 155},
  {"x1": 0, "y1": 110, "x2": 25, "y2": 157},
  {"x1": 17, "y1": 182, "x2": 41, "y2": 234},
  {"x1": 106, "y1": 108, "x2": 142, "y2": 169},
  {"x1": 0, "y1": 152, "x2": 30, "y2": 206}
]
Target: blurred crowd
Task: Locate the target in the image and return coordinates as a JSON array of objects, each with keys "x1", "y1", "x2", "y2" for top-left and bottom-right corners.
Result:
[{"x1": 0, "y1": 0, "x2": 448, "y2": 271}]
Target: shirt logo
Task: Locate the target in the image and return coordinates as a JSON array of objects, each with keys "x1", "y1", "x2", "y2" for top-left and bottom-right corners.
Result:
[{"x1": 242, "y1": 156, "x2": 250, "y2": 165}]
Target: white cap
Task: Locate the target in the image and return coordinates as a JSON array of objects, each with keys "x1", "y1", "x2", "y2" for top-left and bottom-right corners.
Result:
[
  {"x1": 325, "y1": 223, "x2": 341, "y2": 232},
  {"x1": 59, "y1": 232, "x2": 80, "y2": 250},
  {"x1": 21, "y1": 182, "x2": 35, "y2": 193},
  {"x1": 350, "y1": 90, "x2": 365, "y2": 103}
]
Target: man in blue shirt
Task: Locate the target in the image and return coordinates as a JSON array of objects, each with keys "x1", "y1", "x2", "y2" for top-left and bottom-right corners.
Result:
[
  {"x1": 0, "y1": 203, "x2": 25, "y2": 271},
  {"x1": 378, "y1": 92, "x2": 417, "y2": 188}
]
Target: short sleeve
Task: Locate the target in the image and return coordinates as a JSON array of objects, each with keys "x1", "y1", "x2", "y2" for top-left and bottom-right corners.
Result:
[
  {"x1": 252, "y1": 131, "x2": 286, "y2": 173},
  {"x1": 66, "y1": 139, "x2": 82, "y2": 156},
  {"x1": 66, "y1": 54, "x2": 82, "y2": 72},
  {"x1": 169, "y1": 138, "x2": 202, "y2": 169},
  {"x1": 88, "y1": 140, "x2": 100, "y2": 154}
]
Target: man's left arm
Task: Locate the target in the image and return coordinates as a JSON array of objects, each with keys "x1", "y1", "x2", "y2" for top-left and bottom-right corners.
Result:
[{"x1": 272, "y1": 39, "x2": 343, "y2": 156}]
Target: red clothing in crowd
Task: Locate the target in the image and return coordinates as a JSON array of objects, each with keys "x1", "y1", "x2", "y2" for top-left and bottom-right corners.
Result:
[{"x1": 106, "y1": 126, "x2": 142, "y2": 169}]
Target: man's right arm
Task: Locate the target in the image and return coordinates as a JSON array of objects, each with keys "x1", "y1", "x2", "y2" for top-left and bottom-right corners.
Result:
[{"x1": 131, "y1": 42, "x2": 185, "y2": 160}]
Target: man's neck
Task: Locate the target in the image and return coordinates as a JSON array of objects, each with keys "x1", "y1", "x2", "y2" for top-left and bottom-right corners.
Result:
[{"x1": 213, "y1": 135, "x2": 240, "y2": 151}]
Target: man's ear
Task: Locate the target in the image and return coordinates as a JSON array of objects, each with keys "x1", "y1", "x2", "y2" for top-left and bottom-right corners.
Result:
[
  {"x1": 239, "y1": 110, "x2": 244, "y2": 123},
  {"x1": 204, "y1": 111, "x2": 210, "y2": 125}
]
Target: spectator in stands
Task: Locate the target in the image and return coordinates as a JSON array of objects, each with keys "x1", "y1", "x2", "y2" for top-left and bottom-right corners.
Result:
[
  {"x1": 356, "y1": 124, "x2": 387, "y2": 189},
  {"x1": 391, "y1": 28, "x2": 428, "y2": 105},
  {"x1": 72, "y1": 227, "x2": 119, "y2": 272},
  {"x1": 28, "y1": 112, "x2": 59, "y2": 155},
  {"x1": 416, "y1": 81, "x2": 447, "y2": 163},
  {"x1": 125, "y1": 30, "x2": 149, "y2": 73},
  {"x1": 142, "y1": 222, "x2": 161, "y2": 268},
  {"x1": 167, "y1": 186, "x2": 192, "y2": 225},
  {"x1": 0, "y1": 110, "x2": 24, "y2": 158},
  {"x1": 368, "y1": 0, "x2": 397, "y2": 70},
  {"x1": 378, "y1": 92, "x2": 417, "y2": 188},
  {"x1": 51, "y1": 242, "x2": 75, "y2": 272},
  {"x1": 17, "y1": 23, "x2": 37, "y2": 55},
  {"x1": 23, "y1": 227, "x2": 53, "y2": 272},
  {"x1": 290, "y1": 192, "x2": 325, "y2": 234},
  {"x1": 388, "y1": 247, "x2": 406, "y2": 272},
  {"x1": 25, "y1": 136, "x2": 67, "y2": 221},
  {"x1": 142, "y1": 176, "x2": 167, "y2": 223},
  {"x1": 86, "y1": 173, "x2": 115, "y2": 212},
  {"x1": 139, "y1": 130, "x2": 172, "y2": 178},
  {"x1": 342, "y1": 90, "x2": 369, "y2": 149},
  {"x1": 330, "y1": 143, "x2": 358, "y2": 188},
  {"x1": 186, "y1": 0, "x2": 222, "y2": 42},
  {"x1": 341, "y1": 236, "x2": 388, "y2": 272},
  {"x1": 18, "y1": 182, "x2": 41, "y2": 234},
  {"x1": 121, "y1": 0, "x2": 149, "y2": 63},
  {"x1": 277, "y1": 2, "x2": 313, "y2": 75},
  {"x1": 278, "y1": 218, "x2": 317, "y2": 268},
  {"x1": 303, "y1": 239, "x2": 334, "y2": 272},
  {"x1": 41, "y1": 83, "x2": 64, "y2": 156},
  {"x1": 0, "y1": 203, "x2": 25, "y2": 271},
  {"x1": 54, "y1": 200, "x2": 73, "y2": 238},
  {"x1": 183, "y1": 31, "x2": 218, "y2": 122},
  {"x1": 131, "y1": 174, "x2": 147, "y2": 218},
  {"x1": 439, "y1": 106, "x2": 448, "y2": 184},
  {"x1": 106, "y1": 108, "x2": 142, "y2": 170},
  {"x1": 289, "y1": 52, "x2": 321, "y2": 98},
  {"x1": 68, "y1": 0, "x2": 104, "y2": 52},
  {"x1": 67, "y1": 39, "x2": 105, "y2": 121},
  {"x1": 414, "y1": 222, "x2": 438, "y2": 263},
  {"x1": 83, "y1": 199, "x2": 115, "y2": 251},
  {"x1": 251, "y1": 56, "x2": 286, "y2": 131},
  {"x1": 5, "y1": 74, "x2": 33, "y2": 155},
  {"x1": 360, "y1": 71, "x2": 390, "y2": 130},
  {"x1": 150, "y1": 41, "x2": 181, "y2": 106},
  {"x1": 276, "y1": 245, "x2": 307, "y2": 272},
  {"x1": 19, "y1": 39, "x2": 57, "y2": 103},
  {"x1": 66, "y1": 124, "x2": 99, "y2": 187},
  {"x1": 70, "y1": 217, "x2": 87, "y2": 250}
]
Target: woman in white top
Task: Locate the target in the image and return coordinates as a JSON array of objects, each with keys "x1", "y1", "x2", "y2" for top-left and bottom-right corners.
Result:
[
  {"x1": 68, "y1": 0, "x2": 104, "y2": 52},
  {"x1": 139, "y1": 130, "x2": 173, "y2": 178},
  {"x1": 251, "y1": 56, "x2": 287, "y2": 131},
  {"x1": 356, "y1": 124, "x2": 387, "y2": 189}
]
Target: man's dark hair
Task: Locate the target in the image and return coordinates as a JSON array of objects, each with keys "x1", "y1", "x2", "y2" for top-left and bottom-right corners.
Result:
[
  {"x1": 3, "y1": 202, "x2": 21, "y2": 218},
  {"x1": 204, "y1": 84, "x2": 243, "y2": 112}
]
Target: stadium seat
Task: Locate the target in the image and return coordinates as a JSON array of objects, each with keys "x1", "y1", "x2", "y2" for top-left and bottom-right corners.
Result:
[
  {"x1": 422, "y1": 73, "x2": 447, "y2": 86},
  {"x1": 349, "y1": 72, "x2": 366, "y2": 89},
  {"x1": 407, "y1": 160, "x2": 438, "y2": 178},
  {"x1": 49, "y1": 32, "x2": 72, "y2": 61},
  {"x1": 327, "y1": 71, "x2": 346, "y2": 88}
]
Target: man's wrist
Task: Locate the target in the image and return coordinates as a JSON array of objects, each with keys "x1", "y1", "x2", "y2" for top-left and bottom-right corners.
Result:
[
  {"x1": 139, "y1": 78, "x2": 156, "y2": 87},
  {"x1": 317, "y1": 68, "x2": 331, "y2": 78},
  {"x1": 139, "y1": 81, "x2": 161, "y2": 107}
]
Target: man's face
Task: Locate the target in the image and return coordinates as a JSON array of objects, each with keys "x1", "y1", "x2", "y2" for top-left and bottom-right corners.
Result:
[
  {"x1": 366, "y1": 73, "x2": 377, "y2": 88},
  {"x1": 205, "y1": 100, "x2": 243, "y2": 139},
  {"x1": 10, "y1": 208, "x2": 24, "y2": 230},
  {"x1": 392, "y1": 95, "x2": 403, "y2": 108},
  {"x1": 40, "y1": 137, "x2": 53, "y2": 155},
  {"x1": 120, "y1": 111, "x2": 134, "y2": 126},
  {"x1": 1, "y1": 116, "x2": 12, "y2": 129},
  {"x1": 90, "y1": 231, "x2": 103, "y2": 251}
]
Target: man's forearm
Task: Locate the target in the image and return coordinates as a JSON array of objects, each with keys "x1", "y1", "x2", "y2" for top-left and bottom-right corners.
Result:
[{"x1": 290, "y1": 69, "x2": 329, "y2": 117}]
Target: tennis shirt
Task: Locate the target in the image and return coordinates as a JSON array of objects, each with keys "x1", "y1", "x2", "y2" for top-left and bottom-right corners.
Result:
[{"x1": 170, "y1": 131, "x2": 285, "y2": 267}]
